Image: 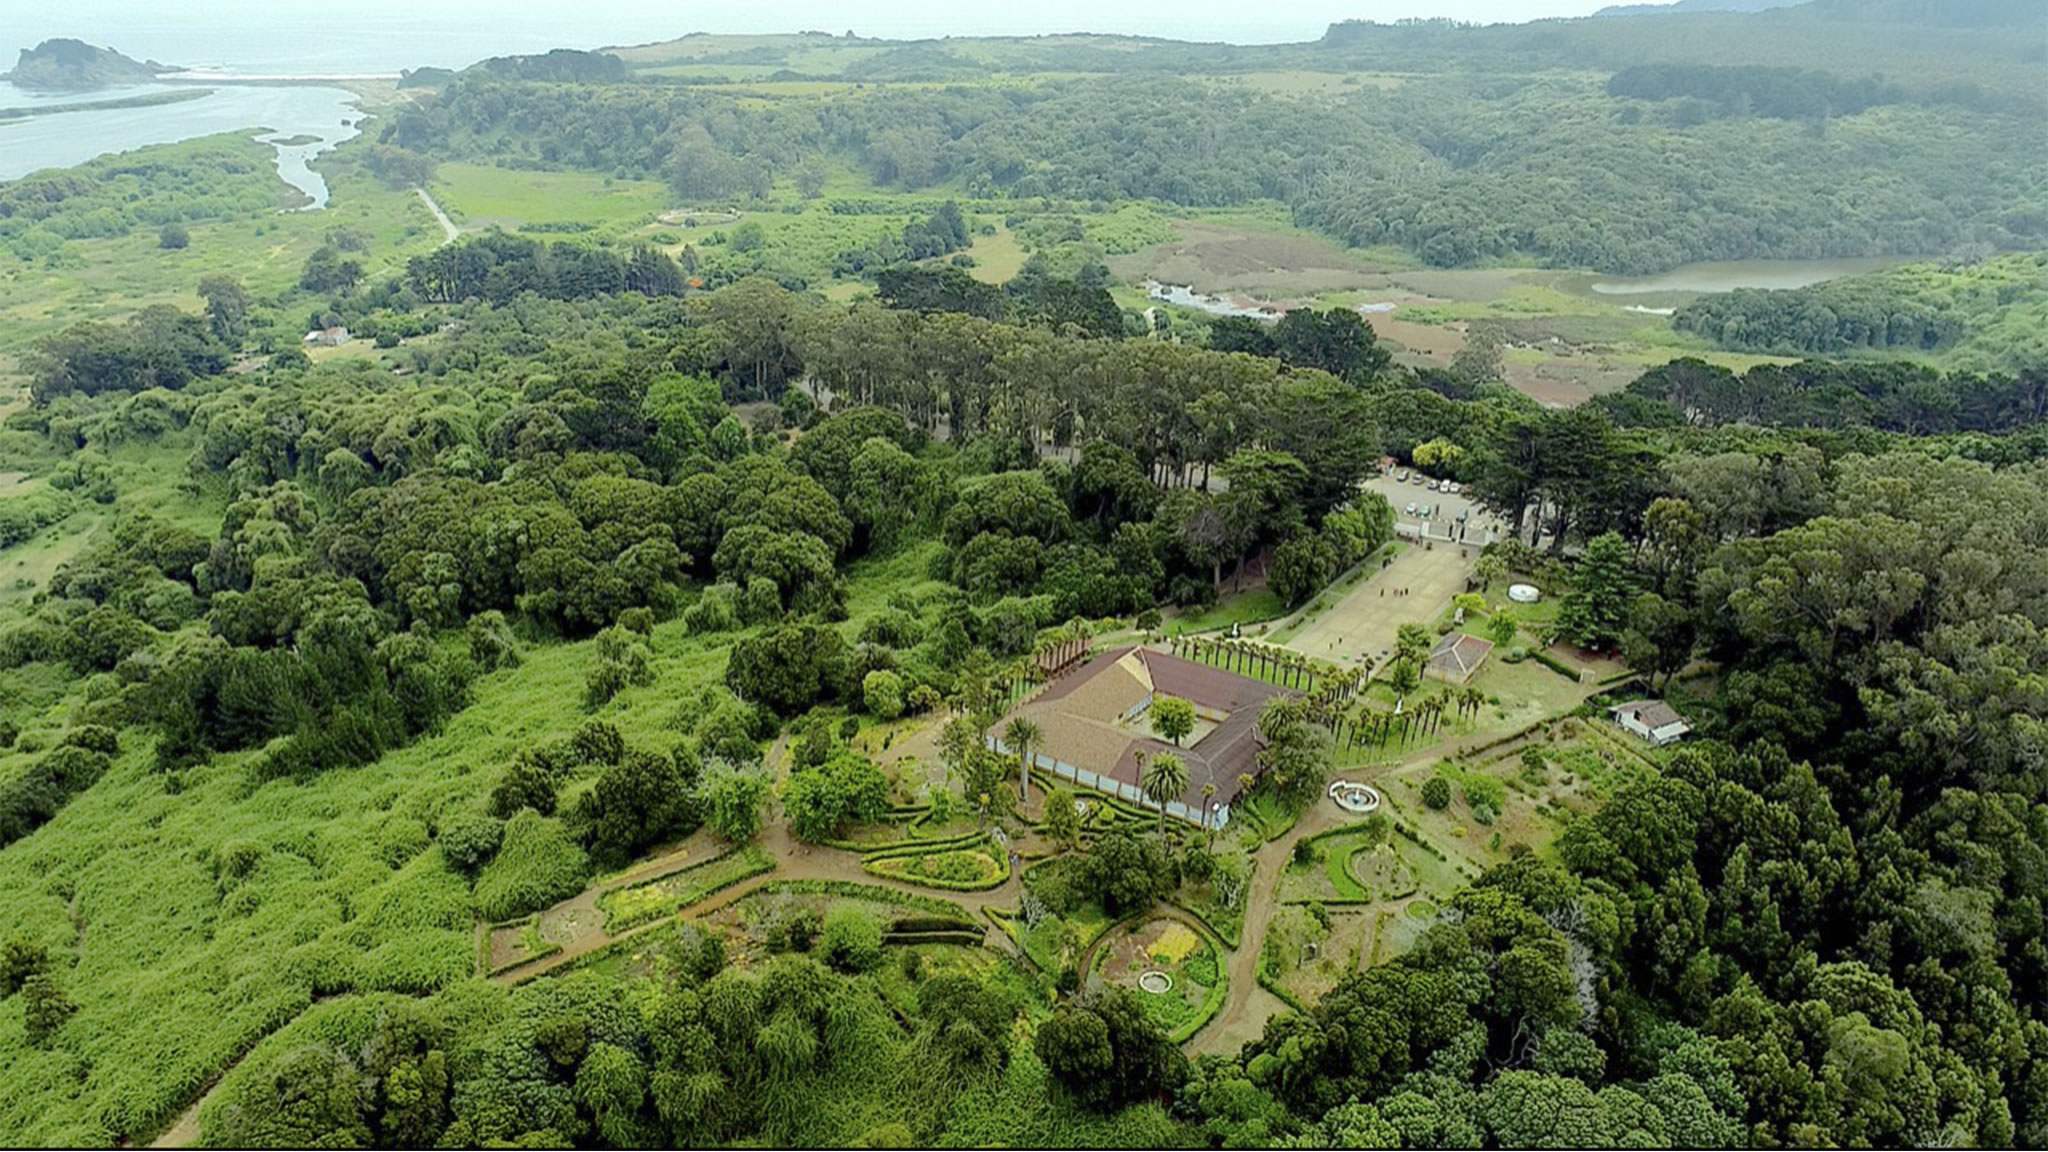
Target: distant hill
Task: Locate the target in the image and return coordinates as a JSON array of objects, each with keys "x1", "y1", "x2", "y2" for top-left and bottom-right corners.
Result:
[
  {"x1": 1595, "y1": 0, "x2": 1801, "y2": 17},
  {"x1": 464, "y1": 48, "x2": 626, "y2": 84},
  {"x1": 2, "y1": 38, "x2": 170, "y2": 91},
  {"x1": 1796, "y1": 0, "x2": 2048, "y2": 28}
]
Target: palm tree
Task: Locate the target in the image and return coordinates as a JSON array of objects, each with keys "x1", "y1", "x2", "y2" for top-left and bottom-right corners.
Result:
[
  {"x1": 1461, "y1": 685, "x2": 1486, "y2": 719},
  {"x1": 1002, "y1": 717, "x2": 1042, "y2": 803},
  {"x1": 1142, "y1": 752, "x2": 1189, "y2": 837},
  {"x1": 1395, "y1": 623, "x2": 1432, "y2": 667}
]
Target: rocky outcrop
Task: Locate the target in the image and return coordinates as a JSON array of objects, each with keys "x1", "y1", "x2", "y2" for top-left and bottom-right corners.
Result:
[{"x1": 4, "y1": 39, "x2": 172, "y2": 91}]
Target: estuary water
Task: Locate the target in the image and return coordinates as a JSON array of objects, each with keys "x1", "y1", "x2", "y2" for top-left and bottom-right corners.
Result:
[
  {"x1": 1586, "y1": 256, "x2": 1912, "y2": 296},
  {"x1": 0, "y1": 81, "x2": 362, "y2": 204}
]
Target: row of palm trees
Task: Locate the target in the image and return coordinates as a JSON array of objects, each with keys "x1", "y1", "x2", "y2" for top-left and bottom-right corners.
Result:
[{"x1": 1168, "y1": 635, "x2": 1369, "y2": 700}]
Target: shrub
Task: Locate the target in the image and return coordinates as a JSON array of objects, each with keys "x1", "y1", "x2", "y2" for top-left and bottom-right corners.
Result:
[
  {"x1": 863, "y1": 669, "x2": 905, "y2": 720},
  {"x1": 489, "y1": 756, "x2": 558, "y2": 819},
  {"x1": 818, "y1": 904, "x2": 884, "y2": 972},
  {"x1": 1, "y1": 938, "x2": 48, "y2": 996},
  {"x1": 569, "y1": 720, "x2": 626, "y2": 767},
  {"x1": 62, "y1": 725, "x2": 120, "y2": 756},
  {"x1": 439, "y1": 814, "x2": 505, "y2": 874},
  {"x1": 1421, "y1": 776, "x2": 1452, "y2": 810},
  {"x1": 467, "y1": 610, "x2": 522, "y2": 670},
  {"x1": 1463, "y1": 774, "x2": 1505, "y2": 825},
  {"x1": 158, "y1": 223, "x2": 189, "y2": 249},
  {"x1": 472, "y1": 810, "x2": 590, "y2": 922},
  {"x1": 683, "y1": 584, "x2": 741, "y2": 635},
  {"x1": 21, "y1": 971, "x2": 75, "y2": 1045},
  {"x1": 768, "y1": 904, "x2": 822, "y2": 952},
  {"x1": 701, "y1": 761, "x2": 769, "y2": 843}
]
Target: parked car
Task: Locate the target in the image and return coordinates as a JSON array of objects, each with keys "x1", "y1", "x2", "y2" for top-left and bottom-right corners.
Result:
[
  {"x1": 1428, "y1": 479, "x2": 1441, "y2": 491},
  {"x1": 1396, "y1": 470, "x2": 1411, "y2": 482},
  {"x1": 1420, "y1": 504, "x2": 1433, "y2": 518},
  {"x1": 1405, "y1": 502, "x2": 1419, "y2": 516}
]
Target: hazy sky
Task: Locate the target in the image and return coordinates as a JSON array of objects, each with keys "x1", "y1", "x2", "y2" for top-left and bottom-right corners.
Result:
[{"x1": 8, "y1": 0, "x2": 1626, "y2": 65}]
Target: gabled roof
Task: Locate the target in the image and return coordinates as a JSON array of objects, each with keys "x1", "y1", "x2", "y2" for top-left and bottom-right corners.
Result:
[
  {"x1": 1611, "y1": 699, "x2": 1688, "y2": 730},
  {"x1": 1012, "y1": 646, "x2": 1291, "y2": 811},
  {"x1": 1427, "y1": 632, "x2": 1494, "y2": 678}
]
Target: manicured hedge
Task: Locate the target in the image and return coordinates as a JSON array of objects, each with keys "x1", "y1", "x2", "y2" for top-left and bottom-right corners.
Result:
[
  {"x1": 751, "y1": 878, "x2": 970, "y2": 920},
  {"x1": 1530, "y1": 647, "x2": 1582, "y2": 680}
]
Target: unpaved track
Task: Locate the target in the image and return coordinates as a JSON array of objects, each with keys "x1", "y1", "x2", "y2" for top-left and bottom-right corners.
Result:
[{"x1": 415, "y1": 185, "x2": 458, "y2": 245}]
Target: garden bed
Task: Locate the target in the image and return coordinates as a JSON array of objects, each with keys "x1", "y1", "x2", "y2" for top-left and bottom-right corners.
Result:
[
  {"x1": 1091, "y1": 917, "x2": 1226, "y2": 1041},
  {"x1": 485, "y1": 915, "x2": 561, "y2": 975},
  {"x1": 596, "y1": 844, "x2": 774, "y2": 932},
  {"x1": 863, "y1": 838, "x2": 1009, "y2": 890}
]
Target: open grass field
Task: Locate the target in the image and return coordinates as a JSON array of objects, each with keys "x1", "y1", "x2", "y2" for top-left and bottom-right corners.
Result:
[{"x1": 430, "y1": 163, "x2": 671, "y2": 232}]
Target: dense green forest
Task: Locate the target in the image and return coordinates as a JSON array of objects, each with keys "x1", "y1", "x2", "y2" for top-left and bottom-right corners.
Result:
[
  {"x1": 374, "y1": 12, "x2": 2047, "y2": 277},
  {"x1": 2, "y1": 1, "x2": 2047, "y2": 1147}
]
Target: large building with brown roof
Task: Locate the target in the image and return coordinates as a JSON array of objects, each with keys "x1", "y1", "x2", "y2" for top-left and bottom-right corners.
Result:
[{"x1": 993, "y1": 646, "x2": 1292, "y2": 829}]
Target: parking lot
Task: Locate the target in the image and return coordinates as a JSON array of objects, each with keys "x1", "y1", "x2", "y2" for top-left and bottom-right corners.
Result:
[{"x1": 1365, "y1": 471, "x2": 1499, "y2": 546}]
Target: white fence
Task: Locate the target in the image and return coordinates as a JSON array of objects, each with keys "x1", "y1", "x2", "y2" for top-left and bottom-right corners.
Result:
[{"x1": 989, "y1": 736, "x2": 1230, "y2": 830}]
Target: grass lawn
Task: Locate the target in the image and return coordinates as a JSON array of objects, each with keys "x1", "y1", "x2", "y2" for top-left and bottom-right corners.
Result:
[
  {"x1": 598, "y1": 844, "x2": 775, "y2": 932},
  {"x1": 1233, "y1": 790, "x2": 1301, "y2": 842},
  {"x1": 431, "y1": 163, "x2": 671, "y2": 231},
  {"x1": 966, "y1": 226, "x2": 1030, "y2": 284},
  {"x1": 1166, "y1": 587, "x2": 1286, "y2": 637}
]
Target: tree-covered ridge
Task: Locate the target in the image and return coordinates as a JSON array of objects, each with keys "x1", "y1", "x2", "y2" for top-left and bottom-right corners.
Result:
[
  {"x1": 602, "y1": 4, "x2": 2042, "y2": 98},
  {"x1": 1606, "y1": 62, "x2": 1915, "y2": 118},
  {"x1": 380, "y1": 69, "x2": 2044, "y2": 274},
  {"x1": 1673, "y1": 251, "x2": 2048, "y2": 371},
  {"x1": 1285, "y1": 77, "x2": 2042, "y2": 274}
]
